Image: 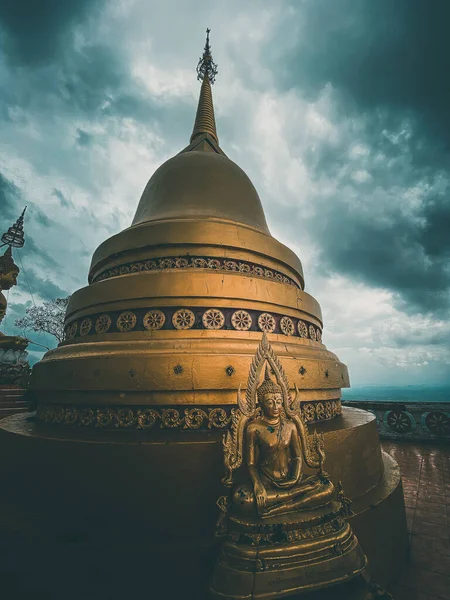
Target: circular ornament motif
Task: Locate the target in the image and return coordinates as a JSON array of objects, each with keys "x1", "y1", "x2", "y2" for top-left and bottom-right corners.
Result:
[
  {"x1": 297, "y1": 320, "x2": 308, "y2": 338},
  {"x1": 192, "y1": 258, "x2": 207, "y2": 268},
  {"x1": 302, "y1": 403, "x2": 316, "y2": 422},
  {"x1": 172, "y1": 309, "x2": 195, "y2": 330},
  {"x1": 161, "y1": 408, "x2": 183, "y2": 428},
  {"x1": 258, "y1": 313, "x2": 276, "y2": 333},
  {"x1": 175, "y1": 258, "x2": 189, "y2": 268},
  {"x1": 130, "y1": 262, "x2": 144, "y2": 272},
  {"x1": 79, "y1": 318, "x2": 92, "y2": 336},
  {"x1": 316, "y1": 328, "x2": 322, "y2": 342},
  {"x1": 80, "y1": 408, "x2": 95, "y2": 426},
  {"x1": 208, "y1": 259, "x2": 221, "y2": 269},
  {"x1": 264, "y1": 269, "x2": 274, "y2": 279},
  {"x1": 184, "y1": 408, "x2": 208, "y2": 430},
  {"x1": 425, "y1": 412, "x2": 450, "y2": 436},
  {"x1": 275, "y1": 273, "x2": 283, "y2": 282},
  {"x1": 202, "y1": 308, "x2": 225, "y2": 330},
  {"x1": 253, "y1": 267, "x2": 264, "y2": 277},
  {"x1": 64, "y1": 407, "x2": 79, "y2": 426},
  {"x1": 117, "y1": 311, "x2": 137, "y2": 332},
  {"x1": 208, "y1": 407, "x2": 230, "y2": 429},
  {"x1": 239, "y1": 263, "x2": 251, "y2": 273},
  {"x1": 309, "y1": 325, "x2": 317, "y2": 341},
  {"x1": 143, "y1": 309, "x2": 166, "y2": 331},
  {"x1": 386, "y1": 411, "x2": 412, "y2": 434},
  {"x1": 96, "y1": 408, "x2": 115, "y2": 428},
  {"x1": 95, "y1": 314, "x2": 112, "y2": 334},
  {"x1": 316, "y1": 402, "x2": 325, "y2": 420},
  {"x1": 116, "y1": 408, "x2": 137, "y2": 428},
  {"x1": 159, "y1": 258, "x2": 175, "y2": 269},
  {"x1": 231, "y1": 310, "x2": 252, "y2": 331},
  {"x1": 65, "y1": 321, "x2": 78, "y2": 340},
  {"x1": 144, "y1": 260, "x2": 158, "y2": 270},
  {"x1": 224, "y1": 260, "x2": 238, "y2": 271},
  {"x1": 136, "y1": 408, "x2": 160, "y2": 429},
  {"x1": 280, "y1": 316, "x2": 295, "y2": 336}
]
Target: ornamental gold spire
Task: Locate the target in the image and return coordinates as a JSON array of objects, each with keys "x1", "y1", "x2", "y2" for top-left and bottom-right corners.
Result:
[{"x1": 190, "y1": 28, "x2": 219, "y2": 145}]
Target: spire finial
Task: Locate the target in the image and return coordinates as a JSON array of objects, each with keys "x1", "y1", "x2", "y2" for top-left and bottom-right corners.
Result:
[
  {"x1": 1, "y1": 206, "x2": 27, "y2": 249},
  {"x1": 190, "y1": 29, "x2": 219, "y2": 145},
  {"x1": 196, "y1": 28, "x2": 218, "y2": 84}
]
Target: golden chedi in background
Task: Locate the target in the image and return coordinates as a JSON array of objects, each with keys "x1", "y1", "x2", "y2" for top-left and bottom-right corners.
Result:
[
  {"x1": 0, "y1": 209, "x2": 30, "y2": 385},
  {"x1": 0, "y1": 32, "x2": 407, "y2": 599}
]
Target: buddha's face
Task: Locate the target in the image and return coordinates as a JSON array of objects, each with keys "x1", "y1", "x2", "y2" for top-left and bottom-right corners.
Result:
[
  {"x1": 0, "y1": 269, "x2": 19, "y2": 290},
  {"x1": 261, "y1": 392, "x2": 283, "y2": 419}
]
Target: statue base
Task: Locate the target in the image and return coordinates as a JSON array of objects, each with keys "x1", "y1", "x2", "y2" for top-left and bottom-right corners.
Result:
[
  {"x1": 0, "y1": 344, "x2": 30, "y2": 386},
  {"x1": 211, "y1": 502, "x2": 366, "y2": 599}
]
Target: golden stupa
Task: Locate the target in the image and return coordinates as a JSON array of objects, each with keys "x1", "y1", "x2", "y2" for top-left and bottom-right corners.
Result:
[{"x1": 0, "y1": 32, "x2": 407, "y2": 599}]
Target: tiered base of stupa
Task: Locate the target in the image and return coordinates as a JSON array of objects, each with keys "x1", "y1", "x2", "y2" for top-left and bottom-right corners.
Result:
[{"x1": 0, "y1": 406, "x2": 407, "y2": 599}]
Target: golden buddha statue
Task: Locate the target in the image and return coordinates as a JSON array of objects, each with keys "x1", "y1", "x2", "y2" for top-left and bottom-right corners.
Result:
[
  {"x1": 231, "y1": 366, "x2": 334, "y2": 518},
  {"x1": 212, "y1": 333, "x2": 367, "y2": 599}
]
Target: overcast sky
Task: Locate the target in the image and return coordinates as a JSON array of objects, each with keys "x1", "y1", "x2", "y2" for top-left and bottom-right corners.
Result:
[{"x1": 0, "y1": 0, "x2": 449, "y2": 386}]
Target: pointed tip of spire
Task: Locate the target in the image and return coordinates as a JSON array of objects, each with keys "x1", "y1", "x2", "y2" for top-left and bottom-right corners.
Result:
[
  {"x1": 196, "y1": 28, "x2": 218, "y2": 84},
  {"x1": 190, "y1": 29, "x2": 219, "y2": 146},
  {"x1": 1, "y1": 207, "x2": 26, "y2": 249}
]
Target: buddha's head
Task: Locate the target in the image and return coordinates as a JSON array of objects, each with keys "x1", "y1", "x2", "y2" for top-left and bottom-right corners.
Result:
[
  {"x1": 257, "y1": 366, "x2": 283, "y2": 419},
  {"x1": 0, "y1": 247, "x2": 19, "y2": 291}
]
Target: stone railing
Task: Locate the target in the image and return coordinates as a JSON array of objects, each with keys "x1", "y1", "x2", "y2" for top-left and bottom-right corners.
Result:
[{"x1": 342, "y1": 401, "x2": 450, "y2": 442}]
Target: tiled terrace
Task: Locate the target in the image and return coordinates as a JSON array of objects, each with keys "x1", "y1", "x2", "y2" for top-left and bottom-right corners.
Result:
[{"x1": 382, "y1": 441, "x2": 450, "y2": 600}]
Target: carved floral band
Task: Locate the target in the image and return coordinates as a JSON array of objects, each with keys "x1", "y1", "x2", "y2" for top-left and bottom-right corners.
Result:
[
  {"x1": 36, "y1": 399, "x2": 342, "y2": 430},
  {"x1": 64, "y1": 306, "x2": 323, "y2": 342},
  {"x1": 91, "y1": 255, "x2": 300, "y2": 288}
]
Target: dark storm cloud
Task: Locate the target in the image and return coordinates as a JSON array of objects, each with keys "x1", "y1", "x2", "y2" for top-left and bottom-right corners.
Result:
[
  {"x1": 266, "y1": 0, "x2": 450, "y2": 315},
  {"x1": 0, "y1": 2, "x2": 165, "y2": 131},
  {"x1": 0, "y1": 0, "x2": 105, "y2": 65},
  {"x1": 18, "y1": 267, "x2": 68, "y2": 301},
  {"x1": 312, "y1": 190, "x2": 450, "y2": 313},
  {"x1": 76, "y1": 129, "x2": 93, "y2": 147},
  {"x1": 275, "y1": 0, "x2": 450, "y2": 146},
  {"x1": 391, "y1": 328, "x2": 449, "y2": 349},
  {"x1": 52, "y1": 188, "x2": 72, "y2": 209},
  {"x1": 20, "y1": 236, "x2": 60, "y2": 270},
  {"x1": 0, "y1": 172, "x2": 22, "y2": 220}
]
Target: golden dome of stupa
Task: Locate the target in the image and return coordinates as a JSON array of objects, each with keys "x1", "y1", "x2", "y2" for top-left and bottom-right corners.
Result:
[{"x1": 132, "y1": 151, "x2": 270, "y2": 234}]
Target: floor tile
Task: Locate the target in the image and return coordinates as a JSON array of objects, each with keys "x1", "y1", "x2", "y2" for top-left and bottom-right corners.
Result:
[
  {"x1": 410, "y1": 533, "x2": 450, "y2": 556},
  {"x1": 415, "y1": 501, "x2": 447, "y2": 515},
  {"x1": 413, "y1": 519, "x2": 449, "y2": 539},
  {"x1": 409, "y1": 547, "x2": 450, "y2": 576},
  {"x1": 414, "y1": 509, "x2": 446, "y2": 526},
  {"x1": 402, "y1": 567, "x2": 450, "y2": 600}
]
